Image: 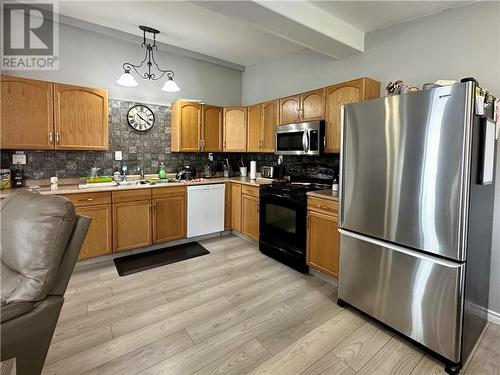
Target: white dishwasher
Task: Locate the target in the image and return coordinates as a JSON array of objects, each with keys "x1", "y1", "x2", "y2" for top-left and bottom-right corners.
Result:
[{"x1": 187, "y1": 184, "x2": 225, "y2": 238}]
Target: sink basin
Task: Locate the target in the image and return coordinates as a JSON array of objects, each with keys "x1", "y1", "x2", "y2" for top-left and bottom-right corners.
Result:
[{"x1": 116, "y1": 180, "x2": 141, "y2": 186}]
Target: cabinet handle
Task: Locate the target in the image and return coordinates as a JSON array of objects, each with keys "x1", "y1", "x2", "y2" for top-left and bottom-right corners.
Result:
[
  {"x1": 56, "y1": 132, "x2": 60, "y2": 144},
  {"x1": 49, "y1": 132, "x2": 53, "y2": 144}
]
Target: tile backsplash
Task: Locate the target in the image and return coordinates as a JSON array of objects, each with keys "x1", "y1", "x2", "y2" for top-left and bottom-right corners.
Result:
[{"x1": 0, "y1": 98, "x2": 339, "y2": 179}]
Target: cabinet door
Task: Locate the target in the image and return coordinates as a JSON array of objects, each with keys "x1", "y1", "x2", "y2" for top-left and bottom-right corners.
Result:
[
  {"x1": 113, "y1": 200, "x2": 152, "y2": 252},
  {"x1": 324, "y1": 80, "x2": 363, "y2": 153},
  {"x1": 171, "y1": 102, "x2": 201, "y2": 152},
  {"x1": 54, "y1": 83, "x2": 108, "y2": 150},
  {"x1": 0, "y1": 75, "x2": 54, "y2": 150},
  {"x1": 261, "y1": 100, "x2": 278, "y2": 153},
  {"x1": 153, "y1": 195, "x2": 186, "y2": 243},
  {"x1": 202, "y1": 105, "x2": 222, "y2": 152},
  {"x1": 300, "y1": 88, "x2": 325, "y2": 122},
  {"x1": 223, "y1": 107, "x2": 247, "y2": 152},
  {"x1": 231, "y1": 183, "x2": 242, "y2": 231},
  {"x1": 225, "y1": 182, "x2": 232, "y2": 230},
  {"x1": 75, "y1": 204, "x2": 112, "y2": 260},
  {"x1": 247, "y1": 104, "x2": 262, "y2": 152},
  {"x1": 307, "y1": 210, "x2": 339, "y2": 278},
  {"x1": 241, "y1": 194, "x2": 259, "y2": 241},
  {"x1": 279, "y1": 95, "x2": 300, "y2": 125}
]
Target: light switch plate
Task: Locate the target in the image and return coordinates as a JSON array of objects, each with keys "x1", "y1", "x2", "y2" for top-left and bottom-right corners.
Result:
[
  {"x1": 115, "y1": 151, "x2": 123, "y2": 161},
  {"x1": 12, "y1": 153, "x2": 26, "y2": 165}
]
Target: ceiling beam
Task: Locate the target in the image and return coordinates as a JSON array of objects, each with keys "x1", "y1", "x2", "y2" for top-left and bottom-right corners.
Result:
[{"x1": 192, "y1": 1, "x2": 365, "y2": 60}]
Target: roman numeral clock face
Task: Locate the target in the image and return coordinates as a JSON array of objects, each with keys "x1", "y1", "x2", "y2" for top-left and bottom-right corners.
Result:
[{"x1": 127, "y1": 105, "x2": 155, "y2": 131}]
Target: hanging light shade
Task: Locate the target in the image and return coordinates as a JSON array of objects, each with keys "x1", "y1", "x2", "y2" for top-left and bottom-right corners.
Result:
[
  {"x1": 116, "y1": 70, "x2": 138, "y2": 87},
  {"x1": 116, "y1": 25, "x2": 180, "y2": 92},
  {"x1": 161, "y1": 77, "x2": 180, "y2": 92}
]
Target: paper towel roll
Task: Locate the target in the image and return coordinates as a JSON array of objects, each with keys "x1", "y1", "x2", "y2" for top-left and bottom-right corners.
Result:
[{"x1": 250, "y1": 161, "x2": 257, "y2": 180}]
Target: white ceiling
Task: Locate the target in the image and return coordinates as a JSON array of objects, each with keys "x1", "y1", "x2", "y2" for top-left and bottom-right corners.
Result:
[
  {"x1": 56, "y1": 0, "x2": 472, "y2": 68},
  {"x1": 311, "y1": 1, "x2": 471, "y2": 32}
]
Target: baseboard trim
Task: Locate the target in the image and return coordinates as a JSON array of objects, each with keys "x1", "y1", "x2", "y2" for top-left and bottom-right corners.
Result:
[
  {"x1": 309, "y1": 268, "x2": 338, "y2": 287},
  {"x1": 488, "y1": 308, "x2": 500, "y2": 326}
]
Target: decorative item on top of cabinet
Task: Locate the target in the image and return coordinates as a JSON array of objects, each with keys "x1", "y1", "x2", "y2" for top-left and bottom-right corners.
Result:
[
  {"x1": 152, "y1": 186, "x2": 186, "y2": 243},
  {"x1": 279, "y1": 95, "x2": 301, "y2": 125},
  {"x1": 247, "y1": 104, "x2": 262, "y2": 153},
  {"x1": 223, "y1": 106, "x2": 247, "y2": 152},
  {"x1": 53, "y1": 83, "x2": 108, "y2": 150},
  {"x1": 324, "y1": 77, "x2": 380, "y2": 153},
  {"x1": 64, "y1": 192, "x2": 112, "y2": 260},
  {"x1": 307, "y1": 196, "x2": 339, "y2": 279},
  {"x1": 201, "y1": 105, "x2": 223, "y2": 152},
  {"x1": 0, "y1": 75, "x2": 54, "y2": 150},
  {"x1": 171, "y1": 101, "x2": 202, "y2": 152}
]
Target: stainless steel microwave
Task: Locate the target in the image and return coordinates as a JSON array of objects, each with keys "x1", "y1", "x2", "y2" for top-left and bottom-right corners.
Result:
[{"x1": 275, "y1": 121, "x2": 325, "y2": 156}]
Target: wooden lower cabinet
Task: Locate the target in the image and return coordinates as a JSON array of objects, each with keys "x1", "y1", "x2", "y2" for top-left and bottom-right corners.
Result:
[
  {"x1": 241, "y1": 193, "x2": 259, "y2": 241},
  {"x1": 152, "y1": 195, "x2": 186, "y2": 243},
  {"x1": 113, "y1": 200, "x2": 152, "y2": 252},
  {"x1": 231, "y1": 183, "x2": 242, "y2": 231},
  {"x1": 75, "y1": 204, "x2": 112, "y2": 260},
  {"x1": 307, "y1": 199, "x2": 340, "y2": 279},
  {"x1": 225, "y1": 183, "x2": 232, "y2": 230}
]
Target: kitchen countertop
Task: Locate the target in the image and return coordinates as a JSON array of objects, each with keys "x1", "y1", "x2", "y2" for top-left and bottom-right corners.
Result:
[
  {"x1": 306, "y1": 189, "x2": 339, "y2": 201},
  {"x1": 0, "y1": 177, "x2": 269, "y2": 199}
]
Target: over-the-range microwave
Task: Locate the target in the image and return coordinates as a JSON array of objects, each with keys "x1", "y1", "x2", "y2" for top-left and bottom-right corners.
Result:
[{"x1": 275, "y1": 121, "x2": 325, "y2": 156}]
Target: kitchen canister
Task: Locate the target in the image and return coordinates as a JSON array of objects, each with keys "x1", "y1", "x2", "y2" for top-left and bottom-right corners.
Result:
[{"x1": 250, "y1": 161, "x2": 257, "y2": 180}]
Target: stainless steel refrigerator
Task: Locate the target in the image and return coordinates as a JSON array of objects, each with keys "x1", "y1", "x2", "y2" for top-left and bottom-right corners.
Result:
[{"x1": 338, "y1": 81, "x2": 497, "y2": 374}]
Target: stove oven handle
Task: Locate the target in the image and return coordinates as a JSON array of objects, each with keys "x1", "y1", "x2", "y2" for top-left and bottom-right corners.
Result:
[{"x1": 302, "y1": 130, "x2": 310, "y2": 153}]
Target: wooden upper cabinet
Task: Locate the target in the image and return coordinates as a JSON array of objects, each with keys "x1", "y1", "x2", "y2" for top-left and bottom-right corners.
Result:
[
  {"x1": 223, "y1": 107, "x2": 247, "y2": 152},
  {"x1": 279, "y1": 95, "x2": 300, "y2": 125},
  {"x1": 325, "y1": 78, "x2": 380, "y2": 153},
  {"x1": 54, "y1": 83, "x2": 108, "y2": 150},
  {"x1": 171, "y1": 101, "x2": 202, "y2": 152},
  {"x1": 1, "y1": 75, "x2": 54, "y2": 150},
  {"x1": 201, "y1": 105, "x2": 222, "y2": 152},
  {"x1": 261, "y1": 100, "x2": 278, "y2": 153},
  {"x1": 247, "y1": 104, "x2": 262, "y2": 152},
  {"x1": 300, "y1": 88, "x2": 325, "y2": 122}
]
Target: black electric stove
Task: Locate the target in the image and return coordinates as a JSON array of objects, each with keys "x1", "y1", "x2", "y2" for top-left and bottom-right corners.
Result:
[{"x1": 259, "y1": 165, "x2": 337, "y2": 272}]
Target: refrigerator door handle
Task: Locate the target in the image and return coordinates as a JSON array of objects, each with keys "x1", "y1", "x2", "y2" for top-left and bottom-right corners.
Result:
[{"x1": 338, "y1": 229, "x2": 463, "y2": 268}]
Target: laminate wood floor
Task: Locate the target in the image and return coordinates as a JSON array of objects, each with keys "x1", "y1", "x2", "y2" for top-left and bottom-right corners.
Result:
[{"x1": 42, "y1": 235, "x2": 499, "y2": 375}]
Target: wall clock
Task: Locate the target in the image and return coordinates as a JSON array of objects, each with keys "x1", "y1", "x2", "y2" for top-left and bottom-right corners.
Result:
[{"x1": 127, "y1": 105, "x2": 155, "y2": 131}]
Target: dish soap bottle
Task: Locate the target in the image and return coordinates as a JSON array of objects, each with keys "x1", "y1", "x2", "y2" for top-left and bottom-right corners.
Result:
[{"x1": 158, "y1": 162, "x2": 167, "y2": 180}]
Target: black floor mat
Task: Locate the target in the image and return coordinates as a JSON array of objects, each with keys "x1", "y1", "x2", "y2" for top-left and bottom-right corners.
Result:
[{"x1": 114, "y1": 242, "x2": 210, "y2": 276}]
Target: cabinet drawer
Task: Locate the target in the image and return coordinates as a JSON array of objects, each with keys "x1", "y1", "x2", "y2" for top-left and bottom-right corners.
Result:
[
  {"x1": 65, "y1": 192, "x2": 111, "y2": 207},
  {"x1": 152, "y1": 186, "x2": 186, "y2": 199},
  {"x1": 112, "y1": 189, "x2": 151, "y2": 203},
  {"x1": 307, "y1": 196, "x2": 338, "y2": 216},
  {"x1": 241, "y1": 185, "x2": 259, "y2": 198}
]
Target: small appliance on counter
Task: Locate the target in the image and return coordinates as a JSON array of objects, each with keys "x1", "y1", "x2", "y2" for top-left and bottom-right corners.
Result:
[
  {"x1": 13, "y1": 167, "x2": 24, "y2": 188},
  {"x1": 260, "y1": 165, "x2": 285, "y2": 179},
  {"x1": 176, "y1": 165, "x2": 197, "y2": 180}
]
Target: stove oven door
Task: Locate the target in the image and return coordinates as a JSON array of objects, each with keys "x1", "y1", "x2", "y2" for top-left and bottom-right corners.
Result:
[{"x1": 259, "y1": 190, "x2": 307, "y2": 254}]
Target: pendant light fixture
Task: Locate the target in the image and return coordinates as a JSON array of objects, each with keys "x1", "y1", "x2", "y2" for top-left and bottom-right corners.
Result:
[{"x1": 117, "y1": 25, "x2": 180, "y2": 92}]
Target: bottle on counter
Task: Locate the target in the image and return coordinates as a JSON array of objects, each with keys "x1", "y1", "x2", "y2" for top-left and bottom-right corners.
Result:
[
  {"x1": 13, "y1": 167, "x2": 24, "y2": 188},
  {"x1": 158, "y1": 162, "x2": 167, "y2": 179},
  {"x1": 332, "y1": 178, "x2": 339, "y2": 197},
  {"x1": 50, "y1": 176, "x2": 58, "y2": 190}
]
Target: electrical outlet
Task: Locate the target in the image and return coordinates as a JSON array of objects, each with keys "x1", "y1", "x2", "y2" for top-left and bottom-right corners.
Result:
[
  {"x1": 12, "y1": 153, "x2": 26, "y2": 165},
  {"x1": 115, "y1": 151, "x2": 123, "y2": 161}
]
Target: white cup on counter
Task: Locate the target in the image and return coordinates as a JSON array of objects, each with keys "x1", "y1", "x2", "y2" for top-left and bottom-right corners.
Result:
[{"x1": 239, "y1": 167, "x2": 248, "y2": 177}]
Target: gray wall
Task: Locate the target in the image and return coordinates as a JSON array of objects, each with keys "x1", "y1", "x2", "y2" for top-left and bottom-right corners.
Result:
[
  {"x1": 3, "y1": 20, "x2": 242, "y2": 106},
  {"x1": 242, "y1": 1, "x2": 500, "y2": 317}
]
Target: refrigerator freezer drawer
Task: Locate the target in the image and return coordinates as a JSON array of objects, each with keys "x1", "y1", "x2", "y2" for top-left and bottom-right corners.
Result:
[{"x1": 339, "y1": 230, "x2": 464, "y2": 362}]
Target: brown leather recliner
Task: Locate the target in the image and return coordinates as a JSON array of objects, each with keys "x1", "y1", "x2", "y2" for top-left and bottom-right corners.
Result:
[{"x1": 0, "y1": 189, "x2": 91, "y2": 375}]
